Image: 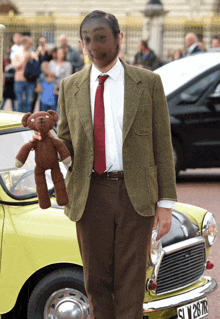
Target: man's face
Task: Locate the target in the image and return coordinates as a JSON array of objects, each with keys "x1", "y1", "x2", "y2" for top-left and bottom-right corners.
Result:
[
  {"x1": 212, "y1": 39, "x2": 220, "y2": 48},
  {"x1": 79, "y1": 18, "x2": 123, "y2": 71},
  {"x1": 39, "y1": 37, "x2": 47, "y2": 47}
]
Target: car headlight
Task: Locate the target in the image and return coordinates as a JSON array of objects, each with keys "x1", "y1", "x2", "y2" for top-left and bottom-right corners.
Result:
[
  {"x1": 150, "y1": 230, "x2": 163, "y2": 265},
  {"x1": 202, "y1": 212, "x2": 218, "y2": 247}
]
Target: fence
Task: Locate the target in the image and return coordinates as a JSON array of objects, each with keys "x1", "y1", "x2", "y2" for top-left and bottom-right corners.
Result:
[
  {"x1": 163, "y1": 13, "x2": 220, "y2": 57},
  {"x1": 0, "y1": 12, "x2": 143, "y2": 63},
  {"x1": 1, "y1": 11, "x2": 220, "y2": 63}
]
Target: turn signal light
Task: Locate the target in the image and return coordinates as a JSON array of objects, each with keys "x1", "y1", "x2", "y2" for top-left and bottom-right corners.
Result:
[
  {"x1": 146, "y1": 279, "x2": 158, "y2": 291},
  {"x1": 206, "y1": 261, "x2": 214, "y2": 270}
]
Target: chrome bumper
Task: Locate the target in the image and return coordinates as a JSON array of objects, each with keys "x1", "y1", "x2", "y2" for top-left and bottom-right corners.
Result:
[{"x1": 143, "y1": 276, "x2": 217, "y2": 313}]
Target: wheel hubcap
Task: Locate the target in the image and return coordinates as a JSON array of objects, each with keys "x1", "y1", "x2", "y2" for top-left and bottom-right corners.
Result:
[{"x1": 44, "y1": 288, "x2": 90, "y2": 319}]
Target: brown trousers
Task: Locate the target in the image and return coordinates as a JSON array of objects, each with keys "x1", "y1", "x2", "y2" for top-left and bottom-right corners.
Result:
[{"x1": 76, "y1": 178, "x2": 154, "y2": 319}]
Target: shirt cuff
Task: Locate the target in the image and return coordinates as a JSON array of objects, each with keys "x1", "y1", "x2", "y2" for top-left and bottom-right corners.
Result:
[{"x1": 157, "y1": 200, "x2": 176, "y2": 209}]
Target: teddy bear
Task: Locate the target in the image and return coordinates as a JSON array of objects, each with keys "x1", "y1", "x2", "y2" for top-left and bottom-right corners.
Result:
[{"x1": 15, "y1": 110, "x2": 71, "y2": 209}]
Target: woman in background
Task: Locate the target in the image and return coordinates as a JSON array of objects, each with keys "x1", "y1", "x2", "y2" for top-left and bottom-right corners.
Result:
[{"x1": 49, "y1": 47, "x2": 72, "y2": 111}]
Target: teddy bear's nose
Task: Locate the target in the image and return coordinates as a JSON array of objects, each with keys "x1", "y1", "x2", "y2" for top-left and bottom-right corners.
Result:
[{"x1": 39, "y1": 117, "x2": 44, "y2": 123}]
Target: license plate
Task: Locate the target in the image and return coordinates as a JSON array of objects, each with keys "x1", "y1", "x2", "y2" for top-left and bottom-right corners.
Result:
[{"x1": 177, "y1": 297, "x2": 208, "y2": 319}]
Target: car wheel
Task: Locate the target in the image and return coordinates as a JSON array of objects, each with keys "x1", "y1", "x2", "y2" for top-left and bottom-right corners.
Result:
[
  {"x1": 172, "y1": 138, "x2": 183, "y2": 176},
  {"x1": 27, "y1": 268, "x2": 90, "y2": 319}
]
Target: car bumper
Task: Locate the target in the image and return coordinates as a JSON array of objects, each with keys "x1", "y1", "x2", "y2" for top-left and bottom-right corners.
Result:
[{"x1": 143, "y1": 276, "x2": 217, "y2": 313}]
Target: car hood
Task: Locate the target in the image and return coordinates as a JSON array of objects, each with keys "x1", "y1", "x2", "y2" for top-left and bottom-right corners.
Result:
[
  {"x1": 0, "y1": 111, "x2": 23, "y2": 130},
  {"x1": 161, "y1": 210, "x2": 200, "y2": 247}
]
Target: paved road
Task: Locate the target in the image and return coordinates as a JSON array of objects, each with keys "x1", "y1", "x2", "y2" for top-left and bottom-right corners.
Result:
[{"x1": 177, "y1": 168, "x2": 220, "y2": 319}]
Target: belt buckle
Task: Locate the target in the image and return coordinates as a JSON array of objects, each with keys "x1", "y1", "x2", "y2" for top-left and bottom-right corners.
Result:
[{"x1": 107, "y1": 171, "x2": 119, "y2": 181}]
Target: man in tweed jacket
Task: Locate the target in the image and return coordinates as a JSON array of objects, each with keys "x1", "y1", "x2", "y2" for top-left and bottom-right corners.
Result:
[{"x1": 58, "y1": 10, "x2": 177, "y2": 319}]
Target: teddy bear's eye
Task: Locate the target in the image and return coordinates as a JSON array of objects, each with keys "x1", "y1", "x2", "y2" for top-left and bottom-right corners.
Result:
[
  {"x1": 46, "y1": 115, "x2": 49, "y2": 118},
  {"x1": 31, "y1": 119, "x2": 35, "y2": 122}
]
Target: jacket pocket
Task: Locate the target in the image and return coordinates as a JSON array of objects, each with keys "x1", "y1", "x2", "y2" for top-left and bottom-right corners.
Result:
[{"x1": 133, "y1": 104, "x2": 152, "y2": 135}]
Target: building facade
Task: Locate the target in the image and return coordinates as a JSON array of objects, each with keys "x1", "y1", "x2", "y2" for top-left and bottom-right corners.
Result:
[{"x1": 1, "y1": 0, "x2": 220, "y2": 62}]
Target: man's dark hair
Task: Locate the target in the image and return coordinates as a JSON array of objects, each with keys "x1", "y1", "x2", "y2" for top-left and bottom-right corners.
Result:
[
  {"x1": 141, "y1": 40, "x2": 149, "y2": 49},
  {"x1": 80, "y1": 10, "x2": 121, "y2": 40},
  {"x1": 212, "y1": 35, "x2": 220, "y2": 42}
]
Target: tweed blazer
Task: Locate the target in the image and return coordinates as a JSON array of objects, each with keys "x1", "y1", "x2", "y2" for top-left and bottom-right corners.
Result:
[{"x1": 58, "y1": 60, "x2": 177, "y2": 222}]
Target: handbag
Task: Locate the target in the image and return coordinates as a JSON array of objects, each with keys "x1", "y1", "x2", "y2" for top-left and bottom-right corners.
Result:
[{"x1": 24, "y1": 58, "x2": 41, "y2": 83}]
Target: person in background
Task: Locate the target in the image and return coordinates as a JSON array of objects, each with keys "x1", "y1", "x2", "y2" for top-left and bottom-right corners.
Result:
[
  {"x1": 173, "y1": 49, "x2": 183, "y2": 60},
  {"x1": 184, "y1": 33, "x2": 201, "y2": 56},
  {"x1": 211, "y1": 35, "x2": 220, "y2": 48},
  {"x1": 59, "y1": 34, "x2": 84, "y2": 73},
  {"x1": 0, "y1": 57, "x2": 16, "y2": 111},
  {"x1": 36, "y1": 61, "x2": 50, "y2": 111},
  {"x1": 35, "y1": 72, "x2": 58, "y2": 112},
  {"x1": 12, "y1": 36, "x2": 36, "y2": 113},
  {"x1": 198, "y1": 40, "x2": 207, "y2": 52},
  {"x1": 49, "y1": 47, "x2": 72, "y2": 110},
  {"x1": 10, "y1": 33, "x2": 24, "y2": 61},
  {"x1": 36, "y1": 37, "x2": 52, "y2": 64},
  {"x1": 133, "y1": 39, "x2": 161, "y2": 71},
  {"x1": 31, "y1": 37, "x2": 52, "y2": 112},
  {"x1": 50, "y1": 47, "x2": 58, "y2": 61}
]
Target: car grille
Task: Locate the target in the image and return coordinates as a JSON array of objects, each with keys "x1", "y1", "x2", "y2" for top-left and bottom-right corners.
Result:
[{"x1": 155, "y1": 239, "x2": 206, "y2": 295}]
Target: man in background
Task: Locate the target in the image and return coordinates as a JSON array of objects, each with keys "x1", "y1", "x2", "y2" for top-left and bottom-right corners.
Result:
[
  {"x1": 133, "y1": 39, "x2": 161, "y2": 70},
  {"x1": 211, "y1": 35, "x2": 220, "y2": 48},
  {"x1": 184, "y1": 33, "x2": 201, "y2": 56},
  {"x1": 36, "y1": 37, "x2": 52, "y2": 64},
  {"x1": 59, "y1": 34, "x2": 83, "y2": 73}
]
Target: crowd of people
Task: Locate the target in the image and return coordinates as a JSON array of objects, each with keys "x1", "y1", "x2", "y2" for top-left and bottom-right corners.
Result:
[
  {"x1": 1, "y1": 31, "x2": 220, "y2": 112},
  {"x1": 1, "y1": 32, "x2": 84, "y2": 112}
]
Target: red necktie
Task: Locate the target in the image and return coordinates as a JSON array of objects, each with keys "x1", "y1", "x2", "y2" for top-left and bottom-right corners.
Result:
[{"x1": 94, "y1": 75, "x2": 109, "y2": 174}]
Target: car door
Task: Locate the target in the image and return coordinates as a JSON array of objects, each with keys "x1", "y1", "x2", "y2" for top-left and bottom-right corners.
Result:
[{"x1": 169, "y1": 68, "x2": 220, "y2": 168}]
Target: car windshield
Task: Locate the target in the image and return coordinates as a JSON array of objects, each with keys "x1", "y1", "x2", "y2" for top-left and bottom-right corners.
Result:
[
  {"x1": 0, "y1": 129, "x2": 67, "y2": 200},
  {"x1": 155, "y1": 52, "x2": 220, "y2": 97}
]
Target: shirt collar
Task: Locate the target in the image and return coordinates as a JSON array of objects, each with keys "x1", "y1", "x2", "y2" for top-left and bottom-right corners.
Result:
[
  {"x1": 188, "y1": 43, "x2": 198, "y2": 53},
  {"x1": 90, "y1": 58, "x2": 123, "y2": 83}
]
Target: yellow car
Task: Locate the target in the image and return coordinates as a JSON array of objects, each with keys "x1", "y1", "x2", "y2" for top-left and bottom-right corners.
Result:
[{"x1": 0, "y1": 111, "x2": 218, "y2": 319}]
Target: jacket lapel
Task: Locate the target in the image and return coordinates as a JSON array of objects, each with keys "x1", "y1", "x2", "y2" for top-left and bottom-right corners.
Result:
[
  {"x1": 72, "y1": 62, "x2": 143, "y2": 146},
  {"x1": 122, "y1": 61, "x2": 143, "y2": 143},
  {"x1": 74, "y1": 66, "x2": 93, "y2": 145}
]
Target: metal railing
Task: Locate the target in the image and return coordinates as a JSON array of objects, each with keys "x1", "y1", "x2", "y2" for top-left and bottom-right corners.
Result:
[{"x1": 1, "y1": 11, "x2": 220, "y2": 63}]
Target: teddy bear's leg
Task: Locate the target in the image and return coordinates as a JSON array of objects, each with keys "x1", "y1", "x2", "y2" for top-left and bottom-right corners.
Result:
[
  {"x1": 35, "y1": 165, "x2": 51, "y2": 209},
  {"x1": 51, "y1": 162, "x2": 69, "y2": 206}
]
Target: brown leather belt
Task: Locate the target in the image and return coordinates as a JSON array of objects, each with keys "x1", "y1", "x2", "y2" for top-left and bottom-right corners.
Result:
[{"x1": 92, "y1": 171, "x2": 124, "y2": 180}]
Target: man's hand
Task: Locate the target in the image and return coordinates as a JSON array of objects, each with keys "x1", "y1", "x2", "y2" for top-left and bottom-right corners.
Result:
[
  {"x1": 152, "y1": 207, "x2": 172, "y2": 241},
  {"x1": 30, "y1": 131, "x2": 53, "y2": 143}
]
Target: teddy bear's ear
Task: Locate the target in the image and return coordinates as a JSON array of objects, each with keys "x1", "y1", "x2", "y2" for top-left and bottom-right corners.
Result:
[
  {"x1": 47, "y1": 110, "x2": 59, "y2": 123},
  {"x1": 22, "y1": 113, "x2": 32, "y2": 127}
]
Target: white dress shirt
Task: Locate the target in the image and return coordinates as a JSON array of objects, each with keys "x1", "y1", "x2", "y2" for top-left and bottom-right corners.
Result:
[
  {"x1": 185, "y1": 43, "x2": 198, "y2": 56},
  {"x1": 90, "y1": 58, "x2": 175, "y2": 209}
]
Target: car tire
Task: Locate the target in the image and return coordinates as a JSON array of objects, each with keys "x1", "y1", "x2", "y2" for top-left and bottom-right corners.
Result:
[
  {"x1": 27, "y1": 268, "x2": 90, "y2": 319},
  {"x1": 172, "y1": 137, "x2": 183, "y2": 176}
]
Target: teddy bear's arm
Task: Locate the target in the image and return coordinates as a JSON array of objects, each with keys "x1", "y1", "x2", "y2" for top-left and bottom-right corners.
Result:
[
  {"x1": 50, "y1": 138, "x2": 71, "y2": 163},
  {"x1": 15, "y1": 142, "x2": 35, "y2": 168}
]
